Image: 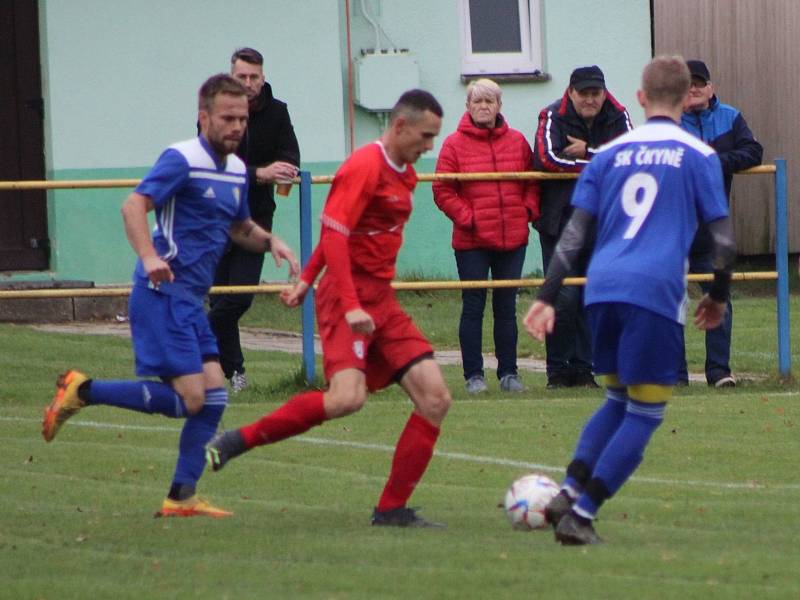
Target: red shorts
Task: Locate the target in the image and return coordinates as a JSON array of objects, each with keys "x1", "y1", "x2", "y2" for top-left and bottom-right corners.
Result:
[{"x1": 316, "y1": 273, "x2": 433, "y2": 391}]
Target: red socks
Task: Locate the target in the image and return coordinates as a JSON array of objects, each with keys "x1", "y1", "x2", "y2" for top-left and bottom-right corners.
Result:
[
  {"x1": 240, "y1": 390, "x2": 326, "y2": 448},
  {"x1": 239, "y1": 397, "x2": 441, "y2": 511},
  {"x1": 377, "y1": 412, "x2": 441, "y2": 511}
]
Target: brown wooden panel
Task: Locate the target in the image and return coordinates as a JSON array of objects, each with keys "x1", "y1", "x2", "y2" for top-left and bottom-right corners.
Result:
[{"x1": 654, "y1": 0, "x2": 798, "y2": 254}]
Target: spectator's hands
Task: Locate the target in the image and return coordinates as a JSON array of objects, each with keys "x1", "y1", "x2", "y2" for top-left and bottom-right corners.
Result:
[
  {"x1": 280, "y1": 281, "x2": 309, "y2": 308},
  {"x1": 142, "y1": 255, "x2": 174, "y2": 286},
  {"x1": 565, "y1": 135, "x2": 588, "y2": 159},
  {"x1": 345, "y1": 308, "x2": 375, "y2": 335},
  {"x1": 255, "y1": 161, "x2": 299, "y2": 185},
  {"x1": 693, "y1": 294, "x2": 726, "y2": 330},
  {"x1": 268, "y1": 235, "x2": 300, "y2": 278},
  {"x1": 523, "y1": 300, "x2": 555, "y2": 341}
]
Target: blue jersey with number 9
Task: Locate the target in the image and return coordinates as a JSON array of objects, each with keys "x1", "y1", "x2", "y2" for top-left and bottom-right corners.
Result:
[{"x1": 571, "y1": 117, "x2": 729, "y2": 324}]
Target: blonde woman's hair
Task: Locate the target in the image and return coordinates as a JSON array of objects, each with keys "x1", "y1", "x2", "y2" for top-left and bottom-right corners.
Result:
[{"x1": 466, "y1": 78, "x2": 502, "y2": 103}]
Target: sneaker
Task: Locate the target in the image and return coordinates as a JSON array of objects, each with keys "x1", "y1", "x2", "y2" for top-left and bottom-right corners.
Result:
[
  {"x1": 546, "y1": 373, "x2": 572, "y2": 389},
  {"x1": 572, "y1": 372, "x2": 600, "y2": 388},
  {"x1": 230, "y1": 371, "x2": 248, "y2": 393},
  {"x1": 205, "y1": 430, "x2": 247, "y2": 472},
  {"x1": 156, "y1": 495, "x2": 232, "y2": 518},
  {"x1": 544, "y1": 491, "x2": 574, "y2": 529},
  {"x1": 465, "y1": 375, "x2": 488, "y2": 394},
  {"x1": 713, "y1": 375, "x2": 737, "y2": 388},
  {"x1": 554, "y1": 512, "x2": 604, "y2": 545},
  {"x1": 371, "y1": 506, "x2": 445, "y2": 528},
  {"x1": 42, "y1": 370, "x2": 89, "y2": 442},
  {"x1": 499, "y1": 373, "x2": 524, "y2": 392}
]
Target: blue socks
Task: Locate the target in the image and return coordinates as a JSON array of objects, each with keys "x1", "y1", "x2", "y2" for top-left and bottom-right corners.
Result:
[
  {"x1": 84, "y1": 379, "x2": 228, "y2": 496},
  {"x1": 171, "y1": 388, "x2": 228, "y2": 489},
  {"x1": 574, "y1": 400, "x2": 666, "y2": 519},
  {"x1": 563, "y1": 387, "x2": 628, "y2": 496},
  {"x1": 87, "y1": 380, "x2": 187, "y2": 417}
]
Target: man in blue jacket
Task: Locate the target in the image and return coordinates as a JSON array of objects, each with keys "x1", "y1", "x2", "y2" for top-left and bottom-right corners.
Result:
[{"x1": 679, "y1": 60, "x2": 763, "y2": 388}]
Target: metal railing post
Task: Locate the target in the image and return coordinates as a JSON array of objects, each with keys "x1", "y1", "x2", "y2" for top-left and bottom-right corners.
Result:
[
  {"x1": 774, "y1": 159, "x2": 791, "y2": 378},
  {"x1": 299, "y1": 170, "x2": 316, "y2": 383}
]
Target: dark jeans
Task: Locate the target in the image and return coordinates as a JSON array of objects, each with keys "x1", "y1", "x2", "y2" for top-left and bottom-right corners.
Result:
[
  {"x1": 207, "y1": 241, "x2": 266, "y2": 379},
  {"x1": 539, "y1": 230, "x2": 592, "y2": 378},
  {"x1": 454, "y1": 245, "x2": 526, "y2": 380},
  {"x1": 678, "y1": 251, "x2": 733, "y2": 384}
]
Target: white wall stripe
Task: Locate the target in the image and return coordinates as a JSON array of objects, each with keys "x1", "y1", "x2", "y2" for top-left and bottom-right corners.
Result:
[{"x1": 3, "y1": 415, "x2": 797, "y2": 492}]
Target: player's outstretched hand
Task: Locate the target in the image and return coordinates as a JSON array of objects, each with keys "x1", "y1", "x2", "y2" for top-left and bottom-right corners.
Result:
[
  {"x1": 345, "y1": 308, "x2": 375, "y2": 335},
  {"x1": 142, "y1": 255, "x2": 174, "y2": 285},
  {"x1": 280, "y1": 281, "x2": 309, "y2": 308},
  {"x1": 693, "y1": 294, "x2": 726, "y2": 330},
  {"x1": 523, "y1": 300, "x2": 555, "y2": 342},
  {"x1": 269, "y1": 235, "x2": 300, "y2": 278}
]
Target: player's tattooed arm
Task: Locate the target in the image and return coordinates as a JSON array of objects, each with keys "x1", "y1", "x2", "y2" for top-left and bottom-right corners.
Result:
[{"x1": 536, "y1": 208, "x2": 595, "y2": 305}]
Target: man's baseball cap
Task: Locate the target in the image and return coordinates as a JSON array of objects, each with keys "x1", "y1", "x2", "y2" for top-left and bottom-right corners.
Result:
[
  {"x1": 569, "y1": 65, "x2": 606, "y2": 91},
  {"x1": 687, "y1": 60, "x2": 711, "y2": 83}
]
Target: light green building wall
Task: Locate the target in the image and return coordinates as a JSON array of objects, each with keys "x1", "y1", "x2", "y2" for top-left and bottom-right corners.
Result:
[{"x1": 35, "y1": 0, "x2": 651, "y2": 285}]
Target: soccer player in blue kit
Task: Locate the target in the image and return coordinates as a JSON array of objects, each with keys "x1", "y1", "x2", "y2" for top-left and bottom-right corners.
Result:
[
  {"x1": 524, "y1": 56, "x2": 737, "y2": 545},
  {"x1": 42, "y1": 74, "x2": 299, "y2": 518}
]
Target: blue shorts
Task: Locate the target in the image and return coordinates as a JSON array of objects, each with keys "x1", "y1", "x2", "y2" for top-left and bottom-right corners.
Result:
[
  {"x1": 129, "y1": 286, "x2": 219, "y2": 378},
  {"x1": 586, "y1": 302, "x2": 682, "y2": 386}
]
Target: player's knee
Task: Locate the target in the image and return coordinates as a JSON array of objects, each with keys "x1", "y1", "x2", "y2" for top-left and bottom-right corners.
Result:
[
  {"x1": 418, "y1": 385, "x2": 451, "y2": 423},
  {"x1": 181, "y1": 392, "x2": 205, "y2": 415},
  {"x1": 324, "y1": 386, "x2": 367, "y2": 418}
]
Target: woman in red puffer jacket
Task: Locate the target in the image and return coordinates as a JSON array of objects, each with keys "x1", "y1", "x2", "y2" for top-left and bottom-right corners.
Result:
[{"x1": 433, "y1": 78, "x2": 540, "y2": 395}]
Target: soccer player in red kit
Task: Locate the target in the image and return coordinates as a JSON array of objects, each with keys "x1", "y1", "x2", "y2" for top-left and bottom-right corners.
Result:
[{"x1": 205, "y1": 90, "x2": 451, "y2": 527}]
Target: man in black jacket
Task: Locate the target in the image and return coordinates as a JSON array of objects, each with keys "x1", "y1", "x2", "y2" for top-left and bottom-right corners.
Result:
[
  {"x1": 533, "y1": 66, "x2": 632, "y2": 389},
  {"x1": 678, "y1": 59, "x2": 763, "y2": 388},
  {"x1": 208, "y1": 47, "x2": 301, "y2": 392}
]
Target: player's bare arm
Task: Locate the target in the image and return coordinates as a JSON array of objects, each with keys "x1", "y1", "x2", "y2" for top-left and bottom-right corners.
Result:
[
  {"x1": 345, "y1": 308, "x2": 375, "y2": 335},
  {"x1": 229, "y1": 219, "x2": 300, "y2": 277},
  {"x1": 120, "y1": 192, "x2": 174, "y2": 284},
  {"x1": 693, "y1": 296, "x2": 726, "y2": 330},
  {"x1": 280, "y1": 280, "x2": 309, "y2": 307},
  {"x1": 523, "y1": 301, "x2": 555, "y2": 341}
]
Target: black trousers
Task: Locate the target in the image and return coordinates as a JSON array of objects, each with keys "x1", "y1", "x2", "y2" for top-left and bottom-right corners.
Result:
[
  {"x1": 207, "y1": 242, "x2": 266, "y2": 378},
  {"x1": 538, "y1": 230, "x2": 592, "y2": 378}
]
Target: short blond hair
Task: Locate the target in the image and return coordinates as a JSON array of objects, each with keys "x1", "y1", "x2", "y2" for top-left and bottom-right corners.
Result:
[
  {"x1": 466, "y1": 78, "x2": 502, "y2": 103},
  {"x1": 641, "y1": 55, "x2": 690, "y2": 108}
]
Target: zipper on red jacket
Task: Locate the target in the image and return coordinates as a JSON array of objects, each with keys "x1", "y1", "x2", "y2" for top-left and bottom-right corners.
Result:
[{"x1": 489, "y1": 131, "x2": 507, "y2": 249}]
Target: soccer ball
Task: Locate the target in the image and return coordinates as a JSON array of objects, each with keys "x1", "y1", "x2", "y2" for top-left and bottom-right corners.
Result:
[{"x1": 503, "y1": 473, "x2": 560, "y2": 531}]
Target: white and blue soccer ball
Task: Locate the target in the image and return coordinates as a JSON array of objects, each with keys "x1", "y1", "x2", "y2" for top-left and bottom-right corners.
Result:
[{"x1": 503, "y1": 473, "x2": 560, "y2": 530}]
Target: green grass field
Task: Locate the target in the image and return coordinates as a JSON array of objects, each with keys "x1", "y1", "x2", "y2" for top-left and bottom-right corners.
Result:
[{"x1": 1, "y1": 290, "x2": 799, "y2": 599}]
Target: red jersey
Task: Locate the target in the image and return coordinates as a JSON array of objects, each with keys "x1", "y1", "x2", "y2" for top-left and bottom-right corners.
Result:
[{"x1": 321, "y1": 142, "x2": 418, "y2": 280}]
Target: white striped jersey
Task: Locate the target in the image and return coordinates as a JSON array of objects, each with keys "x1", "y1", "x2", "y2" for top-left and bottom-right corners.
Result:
[{"x1": 133, "y1": 136, "x2": 249, "y2": 301}]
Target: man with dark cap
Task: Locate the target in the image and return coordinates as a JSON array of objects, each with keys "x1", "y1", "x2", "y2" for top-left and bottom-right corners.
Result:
[
  {"x1": 533, "y1": 65, "x2": 633, "y2": 389},
  {"x1": 678, "y1": 59, "x2": 763, "y2": 388}
]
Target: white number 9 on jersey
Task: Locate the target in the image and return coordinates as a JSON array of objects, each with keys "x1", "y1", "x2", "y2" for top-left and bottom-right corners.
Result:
[{"x1": 621, "y1": 172, "x2": 658, "y2": 239}]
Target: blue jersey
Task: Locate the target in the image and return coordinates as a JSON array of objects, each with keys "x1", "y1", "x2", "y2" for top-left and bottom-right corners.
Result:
[
  {"x1": 571, "y1": 117, "x2": 728, "y2": 324},
  {"x1": 133, "y1": 136, "x2": 250, "y2": 302}
]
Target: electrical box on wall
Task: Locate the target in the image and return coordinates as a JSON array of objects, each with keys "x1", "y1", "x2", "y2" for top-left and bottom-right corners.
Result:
[{"x1": 353, "y1": 51, "x2": 420, "y2": 112}]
